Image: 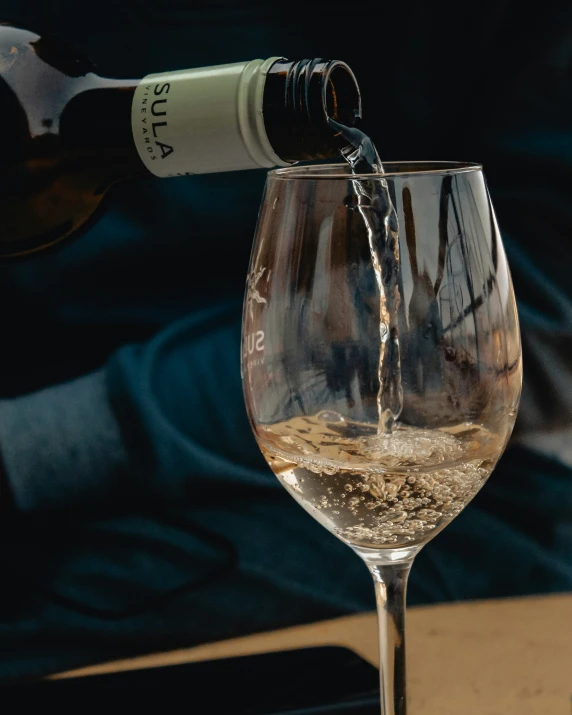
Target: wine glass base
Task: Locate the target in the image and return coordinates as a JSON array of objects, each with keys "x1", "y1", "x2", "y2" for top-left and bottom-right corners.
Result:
[{"x1": 352, "y1": 543, "x2": 423, "y2": 567}]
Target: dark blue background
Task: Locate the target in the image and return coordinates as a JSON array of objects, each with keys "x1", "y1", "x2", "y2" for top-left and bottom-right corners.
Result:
[{"x1": 0, "y1": 0, "x2": 571, "y2": 682}]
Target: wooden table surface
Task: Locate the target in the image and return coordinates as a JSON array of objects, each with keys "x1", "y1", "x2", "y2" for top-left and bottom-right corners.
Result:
[{"x1": 54, "y1": 592, "x2": 572, "y2": 715}]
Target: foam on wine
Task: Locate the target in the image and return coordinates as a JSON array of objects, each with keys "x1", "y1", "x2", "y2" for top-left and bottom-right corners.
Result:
[{"x1": 259, "y1": 412, "x2": 501, "y2": 549}]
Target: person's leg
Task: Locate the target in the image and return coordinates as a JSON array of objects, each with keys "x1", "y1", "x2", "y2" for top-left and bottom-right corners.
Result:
[
  {"x1": 0, "y1": 491, "x2": 373, "y2": 683},
  {"x1": 3, "y1": 305, "x2": 570, "y2": 682},
  {"x1": 3, "y1": 446, "x2": 571, "y2": 683},
  {"x1": 0, "y1": 304, "x2": 372, "y2": 682}
]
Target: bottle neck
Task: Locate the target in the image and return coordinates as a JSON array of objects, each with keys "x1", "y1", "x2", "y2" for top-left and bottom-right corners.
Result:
[
  {"x1": 262, "y1": 59, "x2": 362, "y2": 163},
  {"x1": 61, "y1": 65, "x2": 281, "y2": 182},
  {"x1": 62, "y1": 57, "x2": 362, "y2": 180},
  {"x1": 129, "y1": 59, "x2": 287, "y2": 178}
]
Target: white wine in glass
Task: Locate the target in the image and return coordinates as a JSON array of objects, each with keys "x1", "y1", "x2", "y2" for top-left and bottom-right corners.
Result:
[{"x1": 242, "y1": 161, "x2": 522, "y2": 714}]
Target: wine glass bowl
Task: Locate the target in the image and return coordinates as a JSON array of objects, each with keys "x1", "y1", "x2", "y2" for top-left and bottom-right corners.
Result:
[
  {"x1": 242, "y1": 161, "x2": 521, "y2": 713},
  {"x1": 243, "y1": 161, "x2": 521, "y2": 553}
]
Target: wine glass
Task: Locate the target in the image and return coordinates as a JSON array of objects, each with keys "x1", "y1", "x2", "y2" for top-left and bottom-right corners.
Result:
[{"x1": 241, "y1": 161, "x2": 522, "y2": 714}]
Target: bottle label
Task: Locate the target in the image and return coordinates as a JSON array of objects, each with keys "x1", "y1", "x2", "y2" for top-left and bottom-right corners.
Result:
[
  {"x1": 131, "y1": 62, "x2": 283, "y2": 177},
  {"x1": 131, "y1": 72, "x2": 191, "y2": 177}
]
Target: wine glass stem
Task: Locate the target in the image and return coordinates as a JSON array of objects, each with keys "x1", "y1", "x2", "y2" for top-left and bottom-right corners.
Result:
[{"x1": 368, "y1": 559, "x2": 413, "y2": 715}]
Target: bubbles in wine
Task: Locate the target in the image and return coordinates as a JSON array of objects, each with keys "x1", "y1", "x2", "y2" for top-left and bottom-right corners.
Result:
[{"x1": 259, "y1": 414, "x2": 500, "y2": 550}]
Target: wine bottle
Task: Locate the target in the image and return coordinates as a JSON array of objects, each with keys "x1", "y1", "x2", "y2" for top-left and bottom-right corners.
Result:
[{"x1": 0, "y1": 23, "x2": 362, "y2": 260}]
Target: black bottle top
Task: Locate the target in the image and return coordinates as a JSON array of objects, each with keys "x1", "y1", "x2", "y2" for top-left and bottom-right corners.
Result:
[{"x1": 263, "y1": 58, "x2": 362, "y2": 163}]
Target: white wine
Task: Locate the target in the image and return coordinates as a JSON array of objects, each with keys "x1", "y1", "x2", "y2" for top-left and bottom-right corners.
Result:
[
  {"x1": 330, "y1": 118, "x2": 403, "y2": 435},
  {"x1": 258, "y1": 412, "x2": 504, "y2": 550}
]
